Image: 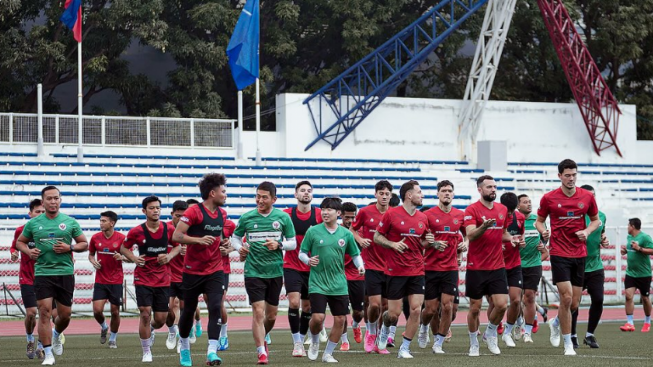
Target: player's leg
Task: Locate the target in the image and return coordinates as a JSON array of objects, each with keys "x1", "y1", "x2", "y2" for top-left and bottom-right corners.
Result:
[
  {"x1": 522, "y1": 289, "x2": 537, "y2": 340},
  {"x1": 203, "y1": 273, "x2": 224, "y2": 365},
  {"x1": 397, "y1": 292, "x2": 424, "y2": 357},
  {"x1": 377, "y1": 276, "x2": 404, "y2": 350},
  {"x1": 622, "y1": 284, "x2": 636, "y2": 331},
  {"x1": 284, "y1": 269, "x2": 303, "y2": 350},
  {"x1": 307, "y1": 294, "x2": 327, "y2": 361},
  {"x1": 364, "y1": 269, "x2": 383, "y2": 352},
  {"x1": 108, "y1": 302, "x2": 121, "y2": 348},
  {"x1": 435, "y1": 293, "x2": 454, "y2": 349},
  {"x1": 20, "y1": 284, "x2": 38, "y2": 359},
  {"x1": 245, "y1": 277, "x2": 269, "y2": 363},
  {"x1": 347, "y1": 280, "x2": 364, "y2": 346},
  {"x1": 47, "y1": 275, "x2": 73, "y2": 359},
  {"x1": 639, "y1": 277, "x2": 652, "y2": 332},
  {"x1": 467, "y1": 297, "x2": 482, "y2": 356},
  {"x1": 321, "y1": 296, "x2": 348, "y2": 362},
  {"x1": 219, "y1": 272, "x2": 230, "y2": 350},
  {"x1": 419, "y1": 274, "x2": 438, "y2": 349},
  {"x1": 166, "y1": 294, "x2": 179, "y2": 349},
  {"x1": 137, "y1": 304, "x2": 154, "y2": 361},
  {"x1": 503, "y1": 286, "x2": 522, "y2": 347},
  {"x1": 178, "y1": 278, "x2": 201, "y2": 366},
  {"x1": 195, "y1": 303, "x2": 203, "y2": 338},
  {"x1": 263, "y1": 277, "x2": 282, "y2": 336},
  {"x1": 92, "y1": 298, "x2": 109, "y2": 343},
  {"x1": 583, "y1": 270, "x2": 604, "y2": 347}
]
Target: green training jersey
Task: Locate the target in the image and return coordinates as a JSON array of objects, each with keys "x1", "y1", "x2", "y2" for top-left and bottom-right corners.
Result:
[
  {"x1": 234, "y1": 208, "x2": 296, "y2": 278},
  {"x1": 584, "y1": 211, "x2": 606, "y2": 273},
  {"x1": 626, "y1": 231, "x2": 653, "y2": 278},
  {"x1": 301, "y1": 224, "x2": 360, "y2": 296},
  {"x1": 21, "y1": 213, "x2": 83, "y2": 276},
  {"x1": 520, "y1": 213, "x2": 542, "y2": 268}
]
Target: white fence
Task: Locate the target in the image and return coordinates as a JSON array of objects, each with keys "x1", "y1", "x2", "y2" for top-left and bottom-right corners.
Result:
[{"x1": 0, "y1": 113, "x2": 235, "y2": 149}]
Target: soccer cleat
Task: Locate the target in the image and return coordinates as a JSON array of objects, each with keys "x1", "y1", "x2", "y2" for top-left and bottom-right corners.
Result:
[
  {"x1": 583, "y1": 335, "x2": 599, "y2": 348},
  {"x1": 206, "y1": 352, "x2": 222, "y2": 366},
  {"x1": 264, "y1": 341, "x2": 269, "y2": 356},
  {"x1": 195, "y1": 322, "x2": 203, "y2": 337},
  {"x1": 373, "y1": 345, "x2": 390, "y2": 355},
  {"x1": 501, "y1": 333, "x2": 516, "y2": 348},
  {"x1": 166, "y1": 332, "x2": 177, "y2": 350},
  {"x1": 541, "y1": 307, "x2": 549, "y2": 322},
  {"x1": 218, "y1": 336, "x2": 229, "y2": 351},
  {"x1": 387, "y1": 336, "x2": 395, "y2": 348},
  {"x1": 548, "y1": 319, "x2": 561, "y2": 347},
  {"x1": 339, "y1": 342, "x2": 350, "y2": 351},
  {"x1": 177, "y1": 339, "x2": 181, "y2": 354},
  {"x1": 180, "y1": 349, "x2": 192, "y2": 367},
  {"x1": 304, "y1": 334, "x2": 311, "y2": 345},
  {"x1": 100, "y1": 327, "x2": 108, "y2": 344},
  {"x1": 497, "y1": 322, "x2": 504, "y2": 335},
  {"x1": 322, "y1": 353, "x2": 338, "y2": 363},
  {"x1": 27, "y1": 341, "x2": 36, "y2": 359},
  {"x1": 265, "y1": 333, "x2": 272, "y2": 345},
  {"x1": 444, "y1": 328, "x2": 452, "y2": 343},
  {"x1": 41, "y1": 354, "x2": 55, "y2": 366},
  {"x1": 189, "y1": 329, "x2": 197, "y2": 344},
  {"x1": 376, "y1": 328, "x2": 389, "y2": 350},
  {"x1": 59, "y1": 333, "x2": 65, "y2": 345},
  {"x1": 109, "y1": 341, "x2": 117, "y2": 349},
  {"x1": 292, "y1": 341, "x2": 306, "y2": 357},
  {"x1": 149, "y1": 328, "x2": 156, "y2": 347},
  {"x1": 142, "y1": 351, "x2": 153, "y2": 363},
  {"x1": 257, "y1": 352, "x2": 268, "y2": 365},
  {"x1": 52, "y1": 334, "x2": 63, "y2": 356},
  {"x1": 417, "y1": 329, "x2": 429, "y2": 349},
  {"x1": 642, "y1": 323, "x2": 651, "y2": 333},
  {"x1": 571, "y1": 336, "x2": 579, "y2": 349},
  {"x1": 308, "y1": 341, "x2": 320, "y2": 361},
  {"x1": 484, "y1": 336, "x2": 501, "y2": 355},
  {"x1": 432, "y1": 344, "x2": 444, "y2": 354},
  {"x1": 353, "y1": 326, "x2": 362, "y2": 343},
  {"x1": 397, "y1": 348, "x2": 413, "y2": 359},
  {"x1": 364, "y1": 333, "x2": 376, "y2": 353},
  {"x1": 513, "y1": 326, "x2": 524, "y2": 341},
  {"x1": 563, "y1": 344, "x2": 577, "y2": 356},
  {"x1": 468, "y1": 344, "x2": 480, "y2": 357},
  {"x1": 619, "y1": 323, "x2": 635, "y2": 332},
  {"x1": 319, "y1": 328, "x2": 328, "y2": 343},
  {"x1": 36, "y1": 347, "x2": 45, "y2": 360},
  {"x1": 523, "y1": 333, "x2": 533, "y2": 343},
  {"x1": 532, "y1": 319, "x2": 539, "y2": 334}
]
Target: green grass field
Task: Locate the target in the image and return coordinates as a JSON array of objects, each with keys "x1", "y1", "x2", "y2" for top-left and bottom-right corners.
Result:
[{"x1": 1, "y1": 323, "x2": 652, "y2": 366}]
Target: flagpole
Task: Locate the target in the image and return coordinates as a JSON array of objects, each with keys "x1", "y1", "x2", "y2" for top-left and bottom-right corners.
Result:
[
  {"x1": 237, "y1": 90, "x2": 244, "y2": 160},
  {"x1": 76, "y1": 40, "x2": 83, "y2": 162},
  {"x1": 255, "y1": 78, "x2": 261, "y2": 166}
]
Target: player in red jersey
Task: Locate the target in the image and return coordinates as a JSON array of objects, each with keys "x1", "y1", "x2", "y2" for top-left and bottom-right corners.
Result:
[
  {"x1": 185, "y1": 198, "x2": 205, "y2": 338},
  {"x1": 165, "y1": 200, "x2": 189, "y2": 351},
  {"x1": 10, "y1": 199, "x2": 46, "y2": 359},
  {"x1": 418, "y1": 180, "x2": 467, "y2": 354},
  {"x1": 172, "y1": 173, "x2": 230, "y2": 366},
  {"x1": 350, "y1": 180, "x2": 393, "y2": 354},
  {"x1": 217, "y1": 218, "x2": 237, "y2": 351},
  {"x1": 536, "y1": 159, "x2": 600, "y2": 356},
  {"x1": 464, "y1": 175, "x2": 515, "y2": 357},
  {"x1": 282, "y1": 181, "x2": 322, "y2": 357},
  {"x1": 374, "y1": 180, "x2": 429, "y2": 359},
  {"x1": 340, "y1": 202, "x2": 364, "y2": 350},
  {"x1": 88, "y1": 211, "x2": 126, "y2": 348},
  {"x1": 120, "y1": 195, "x2": 181, "y2": 363}
]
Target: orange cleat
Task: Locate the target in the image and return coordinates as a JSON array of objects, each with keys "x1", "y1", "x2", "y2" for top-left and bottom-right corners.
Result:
[
  {"x1": 619, "y1": 323, "x2": 635, "y2": 332},
  {"x1": 497, "y1": 322, "x2": 504, "y2": 335},
  {"x1": 340, "y1": 342, "x2": 350, "y2": 351},
  {"x1": 641, "y1": 323, "x2": 651, "y2": 333},
  {"x1": 353, "y1": 326, "x2": 362, "y2": 343},
  {"x1": 257, "y1": 353, "x2": 268, "y2": 365},
  {"x1": 532, "y1": 319, "x2": 539, "y2": 334}
]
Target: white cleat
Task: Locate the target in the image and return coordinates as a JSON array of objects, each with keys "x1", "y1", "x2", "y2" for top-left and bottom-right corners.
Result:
[
  {"x1": 564, "y1": 344, "x2": 577, "y2": 356},
  {"x1": 189, "y1": 330, "x2": 196, "y2": 344},
  {"x1": 548, "y1": 319, "x2": 561, "y2": 348},
  {"x1": 176, "y1": 338, "x2": 181, "y2": 354},
  {"x1": 319, "y1": 328, "x2": 328, "y2": 343},
  {"x1": 142, "y1": 352, "x2": 153, "y2": 363},
  {"x1": 322, "y1": 353, "x2": 338, "y2": 363},
  {"x1": 149, "y1": 329, "x2": 156, "y2": 347},
  {"x1": 292, "y1": 342, "x2": 306, "y2": 357},
  {"x1": 397, "y1": 348, "x2": 413, "y2": 359},
  {"x1": 513, "y1": 326, "x2": 524, "y2": 341},
  {"x1": 484, "y1": 336, "x2": 501, "y2": 355},
  {"x1": 523, "y1": 333, "x2": 534, "y2": 343},
  {"x1": 166, "y1": 333, "x2": 177, "y2": 350},
  {"x1": 377, "y1": 328, "x2": 389, "y2": 350},
  {"x1": 417, "y1": 329, "x2": 429, "y2": 349},
  {"x1": 52, "y1": 335, "x2": 63, "y2": 356},
  {"x1": 432, "y1": 344, "x2": 444, "y2": 354},
  {"x1": 308, "y1": 342, "x2": 320, "y2": 361},
  {"x1": 468, "y1": 344, "x2": 480, "y2": 357},
  {"x1": 304, "y1": 334, "x2": 311, "y2": 345},
  {"x1": 41, "y1": 354, "x2": 55, "y2": 366},
  {"x1": 502, "y1": 333, "x2": 516, "y2": 348}
]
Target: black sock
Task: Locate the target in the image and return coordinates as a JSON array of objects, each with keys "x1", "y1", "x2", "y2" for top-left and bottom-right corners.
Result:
[{"x1": 288, "y1": 308, "x2": 300, "y2": 334}]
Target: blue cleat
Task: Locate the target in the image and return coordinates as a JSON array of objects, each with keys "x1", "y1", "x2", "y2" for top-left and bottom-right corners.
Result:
[
  {"x1": 180, "y1": 349, "x2": 193, "y2": 367},
  {"x1": 206, "y1": 352, "x2": 222, "y2": 366},
  {"x1": 264, "y1": 333, "x2": 271, "y2": 345},
  {"x1": 217, "y1": 337, "x2": 229, "y2": 351},
  {"x1": 195, "y1": 322, "x2": 203, "y2": 338}
]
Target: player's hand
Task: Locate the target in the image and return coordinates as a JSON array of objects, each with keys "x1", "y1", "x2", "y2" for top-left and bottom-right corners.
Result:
[
  {"x1": 541, "y1": 229, "x2": 550, "y2": 243},
  {"x1": 358, "y1": 238, "x2": 372, "y2": 248},
  {"x1": 239, "y1": 245, "x2": 249, "y2": 261},
  {"x1": 600, "y1": 233, "x2": 610, "y2": 248},
  {"x1": 424, "y1": 232, "x2": 435, "y2": 244},
  {"x1": 135, "y1": 255, "x2": 146, "y2": 267},
  {"x1": 90, "y1": 258, "x2": 102, "y2": 269},
  {"x1": 196, "y1": 235, "x2": 216, "y2": 246},
  {"x1": 620, "y1": 245, "x2": 627, "y2": 255},
  {"x1": 575, "y1": 230, "x2": 588, "y2": 242},
  {"x1": 308, "y1": 255, "x2": 320, "y2": 267},
  {"x1": 157, "y1": 253, "x2": 170, "y2": 265},
  {"x1": 357, "y1": 266, "x2": 365, "y2": 276},
  {"x1": 27, "y1": 248, "x2": 41, "y2": 260},
  {"x1": 541, "y1": 250, "x2": 550, "y2": 261},
  {"x1": 264, "y1": 239, "x2": 280, "y2": 251},
  {"x1": 53, "y1": 241, "x2": 71, "y2": 254},
  {"x1": 481, "y1": 219, "x2": 496, "y2": 229},
  {"x1": 220, "y1": 245, "x2": 234, "y2": 256},
  {"x1": 220, "y1": 237, "x2": 231, "y2": 248},
  {"x1": 433, "y1": 241, "x2": 448, "y2": 252},
  {"x1": 457, "y1": 240, "x2": 468, "y2": 253},
  {"x1": 113, "y1": 253, "x2": 123, "y2": 261},
  {"x1": 537, "y1": 242, "x2": 546, "y2": 253},
  {"x1": 631, "y1": 241, "x2": 641, "y2": 252},
  {"x1": 10, "y1": 252, "x2": 19, "y2": 261},
  {"x1": 392, "y1": 239, "x2": 408, "y2": 253},
  {"x1": 512, "y1": 235, "x2": 526, "y2": 248},
  {"x1": 180, "y1": 245, "x2": 187, "y2": 256}
]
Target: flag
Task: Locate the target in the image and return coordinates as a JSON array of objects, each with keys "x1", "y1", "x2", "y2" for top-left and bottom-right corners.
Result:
[
  {"x1": 226, "y1": 0, "x2": 259, "y2": 90},
  {"x1": 61, "y1": 0, "x2": 83, "y2": 42}
]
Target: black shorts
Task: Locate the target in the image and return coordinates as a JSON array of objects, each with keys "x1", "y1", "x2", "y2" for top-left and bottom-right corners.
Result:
[
  {"x1": 21, "y1": 284, "x2": 37, "y2": 309},
  {"x1": 223, "y1": 273, "x2": 230, "y2": 293},
  {"x1": 465, "y1": 269, "x2": 508, "y2": 300},
  {"x1": 550, "y1": 256, "x2": 585, "y2": 287},
  {"x1": 522, "y1": 266, "x2": 542, "y2": 291},
  {"x1": 170, "y1": 282, "x2": 184, "y2": 299},
  {"x1": 93, "y1": 283, "x2": 123, "y2": 306},
  {"x1": 347, "y1": 280, "x2": 365, "y2": 312},
  {"x1": 245, "y1": 276, "x2": 283, "y2": 306},
  {"x1": 34, "y1": 275, "x2": 75, "y2": 307},
  {"x1": 310, "y1": 294, "x2": 350, "y2": 316},
  {"x1": 425, "y1": 271, "x2": 459, "y2": 301},
  {"x1": 135, "y1": 285, "x2": 169, "y2": 312},
  {"x1": 386, "y1": 275, "x2": 425, "y2": 300},
  {"x1": 506, "y1": 266, "x2": 523, "y2": 289},
  {"x1": 365, "y1": 269, "x2": 386, "y2": 298},
  {"x1": 284, "y1": 268, "x2": 310, "y2": 300},
  {"x1": 182, "y1": 271, "x2": 224, "y2": 304},
  {"x1": 583, "y1": 269, "x2": 605, "y2": 294},
  {"x1": 625, "y1": 275, "x2": 652, "y2": 297}
]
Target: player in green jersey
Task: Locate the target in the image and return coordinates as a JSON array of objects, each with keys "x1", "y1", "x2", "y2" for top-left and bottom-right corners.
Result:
[
  {"x1": 620, "y1": 218, "x2": 653, "y2": 333},
  {"x1": 231, "y1": 181, "x2": 296, "y2": 365},
  {"x1": 16, "y1": 186, "x2": 88, "y2": 366}
]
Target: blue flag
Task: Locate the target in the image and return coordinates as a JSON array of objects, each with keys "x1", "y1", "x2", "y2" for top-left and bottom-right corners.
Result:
[{"x1": 227, "y1": 0, "x2": 259, "y2": 90}]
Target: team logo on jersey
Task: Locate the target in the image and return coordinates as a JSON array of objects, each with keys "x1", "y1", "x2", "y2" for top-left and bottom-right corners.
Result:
[
  {"x1": 418, "y1": 222, "x2": 423, "y2": 229},
  {"x1": 272, "y1": 221, "x2": 280, "y2": 229},
  {"x1": 59, "y1": 223, "x2": 67, "y2": 230},
  {"x1": 499, "y1": 214, "x2": 504, "y2": 220},
  {"x1": 409, "y1": 228, "x2": 415, "y2": 234},
  {"x1": 254, "y1": 224, "x2": 258, "y2": 229},
  {"x1": 338, "y1": 239, "x2": 346, "y2": 247},
  {"x1": 578, "y1": 203, "x2": 584, "y2": 209},
  {"x1": 453, "y1": 219, "x2": 459, "y2": 224},
  {"x1": 113, "y1": 243, "x2": 119, "y2": 248},
  {"x1": 379, "y1": 222, "x2": 383, "y2": 227}
]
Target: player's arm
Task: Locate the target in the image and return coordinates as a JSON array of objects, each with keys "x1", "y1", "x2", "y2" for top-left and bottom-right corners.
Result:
[
  {"x1": 16, "y1": 234, "x2": 40, "y2": 260},
  {"x1": 631, "y1": 237, "x2": 653, "y2": 255},
  {"x1": 298, "y1": 230, "x2": 318, "y2": 266},
  {"x1": 265, "y1": 237, "x2": 297, "y2": 251},
  {"x1": 88, "y1": 239, "x2": 101, "y2": 269},
  {"x1": 577, "y1": 214, "x2": 601, "y2": 242},
  {"x1": 70, "y1": 233, "x2": 89, "y2": 252},
  {"x1": 465, "y1": 219, "x2": 494, "y2": 242},
  {"x1": 350, "y1": 225, "x2": 370, "y2": 248},
  {"x1": 373, "y1": 232, "x2": 407, "y2": 253},
  {"x1": 10, "y1": 228, "x2": 20, "y2": 261},
  {"x1": 535, "y1": 215, "x2": 550, "y2": 243},
  {"x1": 172, "y1": 220, "x2": 215, "y2": 246},
  {"x1": 159, "y1": 244, "x2": 181, "y2": 265}
]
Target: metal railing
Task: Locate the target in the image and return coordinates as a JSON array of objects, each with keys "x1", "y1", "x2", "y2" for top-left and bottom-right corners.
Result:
[{"x1": 0, "y1": 113, "x2": 235, "y2": 149}]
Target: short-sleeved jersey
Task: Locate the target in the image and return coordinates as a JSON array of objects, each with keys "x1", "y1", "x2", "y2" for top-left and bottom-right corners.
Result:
[
  {"x1": 234, "y1": 208, "x2": 296, "y2": 279},
  {"x1": 376, "y1": 206, "x2": 428, "y2": 277},
  {"x1": 89, "y1": 231, "x2": 126, "y2": 285},
  {"x1": 464, "y1": 201, "x2": 510, "y2": 271},
  {"x1": 537, "y1": 187, "x2": 599, "y2": 258},
  {"x1": 179, "y1": 204, "x2": 228, "y2": 276},
  {"x1": 11, "y1": 225, "x2": 36, "y2": 285},
  {"x1": 585, "y1": 211, "x2": 606, "y2": 273},
  {"x1": 21, "y1": 213, "x2": 83, "y2": 277},
  {"x1": 301, "y1": 224, "x2": 360, "y2": 296},
  {"x1": 502, "y1": 210, "x2": 525, "y2": 270},
  {"x1": 221, "y1": 219, "x2": 236, "y2": 274},
  {"x1": 424, "y1": 206, "x2": 465, "y2": 272},
  {"x1": 520, "y1": 213, "x2": 543, "y2": 268},
  {"x1": 283, "y1": 207, "x2": 322, "y2": 272},
  {"x1": 167, "y1": 221, "x2": 185, "y2": 283},
  {"x1": 625, "y1": 231, "x2": 653, "y2": 278},
  {"x1": 351, "y1": 204, "x2": 387, "y2": 272},
  {"x1": 123, "y1": 221, "x2": 178, "y2": 287}
]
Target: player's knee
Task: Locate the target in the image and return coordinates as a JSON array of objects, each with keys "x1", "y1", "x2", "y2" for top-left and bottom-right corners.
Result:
[
  {"x1": 441, "y1": 301, "x2": 453, "y2": 314},
  {"x1": 111, "y1": 309, "x2": 120, "y2": 318},
  {"x1": 333, "y1": 315, "x2": 346, "y2": 325},
  {"x1": 311, "y1": 314, "x2": 325, "y2": 325},
  {"x1": 560, "y1": 293, "x2": 573, "y2": 306}
]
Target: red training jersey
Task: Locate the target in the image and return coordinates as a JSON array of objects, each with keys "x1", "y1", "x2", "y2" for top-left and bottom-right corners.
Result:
[
  {"x1": 222, "y1": 219, "x2": 236, "y2": 274},
  {"x1": 351, "y1": 204, "x2": 387, "y2": 272},
  {"x1": 283, "y1": 207, "x2": 322, "y2": 272},
  {"x1": 502, "y1": 210, "x2": 525, "y2": 270},
  {"x1": 344, "y1": 222, "x2": 364, "y2": 281},
  {"x1": 464, "y1": 201, "x2": 510, "y2": 271},
  {"x1": 179, "y1": 204, "x2": 228, "y2": 276},
  {"x1": 167, "y1": 221, "x2": 185, "y2": 283},
  {"x1": 11, "y1": 225, "x2": 35, "y2": 285},
  {"x1": 89, "y1": 231, "x2": 126, "y2": 285},
  {"x1": 424, "y1": 206, "x2": 466, "y2": 272},
  {"x1": 376, "y1": 206, "x2": 428, "y2": 277},
  {"x1": 123, "y1": 221, "x2": 178, "y2": 287}
]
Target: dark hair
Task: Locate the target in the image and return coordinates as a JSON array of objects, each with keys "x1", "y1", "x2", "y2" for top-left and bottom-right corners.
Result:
[
  {"x1": 389, "y1": 193, "x2": 400, "y2": 207},
  {"x1": 629, "y1": 218, "x2": 642, "y2": 230},
  {"x1": 399, "y1": 180, "x2": 419, "y2": 202},
  {"x1": 295, "y1": 180, "x2": 312, "y2": 191},
  {"x1": 558, "y1": 159, "x2": 578, "y2": 174},
  {"x1": 186, "y1": 198, "x2": 200, "y2": 205},
  {"x1": 41, "y1": 185, "x2": 60, "y2": 198},
  {"x1": 100, "y1": 210, "x2": 119, "y2": 224},
  {"x1": 142, "y1": 195, "x2": 161, "y2": 209},
  {"x1": 437, "y1": 180, "x2": 454, "y2": 191},
  {"x1": 374, "y1": 180, "x2": 393, "y2": 192},
  {"x1": 517, "y1": 194, "x2": 529, "y2": 202},
  {"x1": 500, "y1": 192, "x2": 519, "y2": 211},
  {"x1": 29, "y1": 199, "x2": 43, "y2": 212},
  {"x1": 257, "y1": 181, "x2": 277, "y2": 197},
  {"x1": 580, "y1": 184, "x2": 594, "y2": 192},
  {"x1": 320, "y1": 197, "x2": 343, "y2": 211},
  {"x1": 476, "y1": 175, "x2": 494, "y2": 187},
  {"x1": 342, "y1": 202, "x2": 358, "y2": 213},
  {"x1": 199, "y1": 173, "x2": 227, "y2": 200},
  {"x1": 172, "y1": 200, "x2": 188, "y2": 212}
]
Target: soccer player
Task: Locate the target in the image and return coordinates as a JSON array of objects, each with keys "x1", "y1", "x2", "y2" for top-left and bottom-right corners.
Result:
[
  {"x1": 282, "y1": 181, "x2": 322, "y2": 357},
  {"x1": 10, "y1": 199, "x2": 46, "y2": 359},
  {"x1": 340, "y1": 202, "x2": 364, "y2": 350},
  {"x1": 418, "y1": 180, "x2": 466, "y2": 354},
  {"x1": 517, "y1": 194, "x2": 548, "y2": 343},
  {"x1": 15, "y1": 186, "x2": 88, "y2": 366},
  {"x1": 217, "y1": 218, "x2": 237, "y2": 351},
  {"x1": 231, "y1": 181, "x2": 297, "y2": 365},
  {"x1": 166, "y1": 200, "x2": 189, "y2": 352},
  {"x1": 300, "y1": 197, "x2": 365, "y2": 363},
  {"x1": 374, "y1": 180, "x2": 429, "y2": 359},
  {"x1": 172, "y1": 173, "x2": 230, "y2": 366},
  {"x1": 619, "y1": 218, "x2": 653, "y2": 333},
  {"x1": 186, "y1": 198, "x2": 204, "y2": 338},
  {"x1": 120, "y1": 195, "x2": 181, "y2": 363},
  {"x1": 350, "y1": 180, "x2": 392, "y2": 354},
  {"x1": 464, "y1": 175, "x2": 513, "y2": 357},
  {"x1": 88, "y1": 211, "x2": 126, "y2": 348},
  {"x1": 570, "y1": 185, "x2": 608, "y2": 348},
  {"x1": 536, "y1": 159, "x2": 600, "y2": 356}
]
